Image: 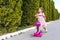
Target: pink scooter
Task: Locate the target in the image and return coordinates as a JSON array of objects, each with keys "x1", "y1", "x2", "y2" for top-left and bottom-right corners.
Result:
[{"x1": 33, "y1": 21, "x2": 43, "y2": 37}]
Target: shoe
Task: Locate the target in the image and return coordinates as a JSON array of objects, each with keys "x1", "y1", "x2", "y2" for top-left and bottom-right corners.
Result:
[{"x1": 45, "y1": 29, "x2": 48, "y2": 33}]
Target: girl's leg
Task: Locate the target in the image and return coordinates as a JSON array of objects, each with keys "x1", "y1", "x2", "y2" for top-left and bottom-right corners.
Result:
[
  {"x1": 43, "y1": 26, "x2": 47, "y2": 32},
  {"x1": 43, "y1": 22, "x2": 48, "y2": 32}
]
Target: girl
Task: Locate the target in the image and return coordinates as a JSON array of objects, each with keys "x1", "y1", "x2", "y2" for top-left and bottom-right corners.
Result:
[{"x1": 35, "y1": 7, "x2": 47, "y2": 32}]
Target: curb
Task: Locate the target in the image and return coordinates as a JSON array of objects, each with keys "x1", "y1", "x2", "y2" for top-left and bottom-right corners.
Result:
[{"x1": 0, "y1": 21, "x2": 53, "y2": 40}]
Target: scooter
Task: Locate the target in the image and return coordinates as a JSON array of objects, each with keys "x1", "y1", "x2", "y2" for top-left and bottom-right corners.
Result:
[{"x1": 33, "y1": 21, "x2": 43, "y2": 37}]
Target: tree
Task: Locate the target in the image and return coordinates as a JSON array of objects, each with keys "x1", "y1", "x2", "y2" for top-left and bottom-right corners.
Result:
[
  {"x1": 21, "y1": 0, "x2": 40, "y2": 25},
  {"x1": 0, "y1": 0, "x2": 22, "y2": 33}
]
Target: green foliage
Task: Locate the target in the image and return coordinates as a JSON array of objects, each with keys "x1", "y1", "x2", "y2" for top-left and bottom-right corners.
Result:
[
  {"x1": 0, "y1": 0, "x2": 22, "y2": 33},
  {"x1": 21, "y1": 0, "x2": 40, "y2": 25},
  {"x1": 53, "y1": 9, "x2": 59, "y2": 20}
]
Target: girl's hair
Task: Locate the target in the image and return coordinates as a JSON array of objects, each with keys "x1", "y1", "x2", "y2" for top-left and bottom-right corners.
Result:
[{"x1": 39, "y1": 7, "x2": 44, "y2": 13}]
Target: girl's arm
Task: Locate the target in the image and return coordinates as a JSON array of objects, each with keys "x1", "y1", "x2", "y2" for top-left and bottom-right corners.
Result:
[
  {"x1": 43, "y1": 13, "x2": 46, "y2": 20},
  {"x1": 44, "y1": 16, "x2": 46, "y2": 20}
]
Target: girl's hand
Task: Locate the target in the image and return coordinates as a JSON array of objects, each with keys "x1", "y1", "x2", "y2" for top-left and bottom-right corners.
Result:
[
  {"x1": 44, "y1": 16, "x2": 46, "y2": 20},
  {"x1": 35, "y1": 14, "x2": 37, "y2": 16},
  {"x1": 35, "y1": 15, "x2": 37, "y2": 17},
  {"x1": 35, "y1": 14, "x2": 38, "y2": 17}
]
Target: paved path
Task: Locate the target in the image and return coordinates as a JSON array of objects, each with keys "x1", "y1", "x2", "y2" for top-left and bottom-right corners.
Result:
[{"x1": 5, "y1": 20, "x2": 60, "y2": 40}]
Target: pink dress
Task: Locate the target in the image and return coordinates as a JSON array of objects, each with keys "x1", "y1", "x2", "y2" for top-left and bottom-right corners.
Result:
[{"x1": 36, "y1": 13, "x2": 47, "y2": 27}]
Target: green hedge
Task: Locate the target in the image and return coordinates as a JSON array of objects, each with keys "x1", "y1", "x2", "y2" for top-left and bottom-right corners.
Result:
[
  {"x1": 53, "y1": 8, "x2": 59, "y2": 20},
  {"x1": 0, "y1": 0, "x2": 22, "y2": 33}
]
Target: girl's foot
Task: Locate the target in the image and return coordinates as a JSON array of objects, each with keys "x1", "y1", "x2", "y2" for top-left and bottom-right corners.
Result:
[
  {"x1": 45, "y1": 29, "x2": 48, "y2": 33},
  {"x1": 44, "y1": 28, "x2": 48, "y2": 33},
  {"x1": 44, "y1": 29, "x2": 48, "y2": 33},
  {"x1": 43, "y1": 26, "x2": 48, "y2": 33}
]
